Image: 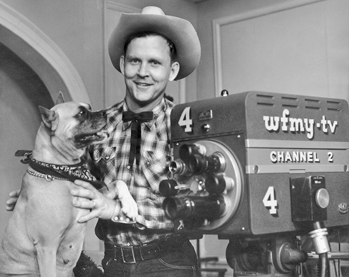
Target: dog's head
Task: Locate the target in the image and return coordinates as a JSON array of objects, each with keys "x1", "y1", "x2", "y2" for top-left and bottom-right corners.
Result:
[{"x1": 38, "y1": 93, "x2": 108, "y2": 157}]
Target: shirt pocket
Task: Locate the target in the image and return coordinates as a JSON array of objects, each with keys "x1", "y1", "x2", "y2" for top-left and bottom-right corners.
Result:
[
  {"x1": 142, "y1": 141, "x2": 171, "y2": 190},
  {"x1": 143, "y1": 141, "x2": 170, "y2": 165},
  {"x1": 92, "y1": 146, "x2": 117, "y2": 164}
]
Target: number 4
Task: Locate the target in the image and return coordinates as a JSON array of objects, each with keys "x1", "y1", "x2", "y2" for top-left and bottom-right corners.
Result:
[
  {"x1": 263, "y1": 186, "x2": 278, "y2": 214},
  {"x1": 178, "y1": 107, "x2": 193, "y2": 132}
]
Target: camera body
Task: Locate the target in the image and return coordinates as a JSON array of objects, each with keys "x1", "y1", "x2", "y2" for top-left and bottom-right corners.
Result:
[{"x1": 164, "y1": 91, "x2": 349, "y2": 238}]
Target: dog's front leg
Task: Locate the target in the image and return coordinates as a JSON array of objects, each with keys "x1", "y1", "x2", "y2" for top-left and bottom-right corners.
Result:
[
  {"x1": 36, "y1": 243, "x2": 58, "y2": 277},
  {"x1": 114, "y1": 180, "x2": 138, "y2": 220}
]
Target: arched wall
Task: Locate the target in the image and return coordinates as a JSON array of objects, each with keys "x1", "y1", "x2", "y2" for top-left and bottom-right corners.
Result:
[
  {"x1": 0, "y1": 2, "x2": 91, "y2": 239},
  {"x1": 0, "y1": 1, "x2": 90, "y2": 103}
]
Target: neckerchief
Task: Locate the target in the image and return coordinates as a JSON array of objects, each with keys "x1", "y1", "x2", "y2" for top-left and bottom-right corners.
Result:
[{"x1": 15, "y1": 150, "x2": 106, "y2": 190}]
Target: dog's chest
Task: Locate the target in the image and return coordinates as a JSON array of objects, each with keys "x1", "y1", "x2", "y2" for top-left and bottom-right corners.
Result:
[{"x1": 20, "y1": 174, "x2": 88, "y2": 224}]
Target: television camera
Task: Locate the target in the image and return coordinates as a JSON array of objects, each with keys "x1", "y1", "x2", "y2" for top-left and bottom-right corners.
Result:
[{"x1": 161, "y1": 91, "x2": 349, "y2": 276}]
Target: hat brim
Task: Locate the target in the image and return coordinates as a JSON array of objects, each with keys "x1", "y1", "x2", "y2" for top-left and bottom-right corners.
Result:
[{"x1": 108, "y1": 13, "x2": 201, "y2": 80}]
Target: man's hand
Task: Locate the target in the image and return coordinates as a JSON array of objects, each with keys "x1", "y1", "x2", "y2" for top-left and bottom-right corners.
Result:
[
  {"x1": 5, "y1": 189, "x2": 20, "y2": 211},
  {"x1": 71, "y1": 180, "x2": 119, "y2": 223}
]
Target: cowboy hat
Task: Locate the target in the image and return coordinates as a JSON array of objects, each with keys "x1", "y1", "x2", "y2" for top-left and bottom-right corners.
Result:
[{"x1": 108, "y1": 6, "x2": 201, "y2": 80}]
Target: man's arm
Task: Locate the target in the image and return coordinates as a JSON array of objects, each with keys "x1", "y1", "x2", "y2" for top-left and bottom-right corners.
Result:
[{"x1": 71, "y1": 180, "x2": 174, "y2": 229}]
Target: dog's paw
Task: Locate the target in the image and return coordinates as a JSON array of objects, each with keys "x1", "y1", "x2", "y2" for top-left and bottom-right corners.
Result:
[
  {"x1": 120, "y1": 194, "x2": 138, "y2": 220},
  {"x1": 115, "y1": 180, "x2": 138, "y2": 220}
]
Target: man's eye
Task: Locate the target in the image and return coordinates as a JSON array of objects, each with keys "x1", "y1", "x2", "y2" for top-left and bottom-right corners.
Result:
[
  {"x1": 130, "y1": 59, "x2": 140, "y2": 65},
  {"x1": 150, "y1": 60, "x2": 160, "y2": 66}
]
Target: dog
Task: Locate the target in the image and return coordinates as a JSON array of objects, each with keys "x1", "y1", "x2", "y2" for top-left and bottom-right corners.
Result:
[{"x1": 0, "y1": 93, "x2": 118, "y2": 277}]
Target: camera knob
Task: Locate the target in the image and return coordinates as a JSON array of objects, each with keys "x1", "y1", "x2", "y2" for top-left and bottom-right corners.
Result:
[
  {"x1": 315, "y1": 188, "x2": 330, "y2": 209},
  {"x1": 202, "y1": 124, "x2": 210, "y2": 133}
]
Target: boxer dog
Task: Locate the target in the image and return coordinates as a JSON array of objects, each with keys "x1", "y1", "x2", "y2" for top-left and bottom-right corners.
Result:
[{"x1": 0, "y1": 93, "x2": 115, "y2": 277}]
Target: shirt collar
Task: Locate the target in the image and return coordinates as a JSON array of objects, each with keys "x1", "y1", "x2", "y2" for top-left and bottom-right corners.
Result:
[{"x1": 121, "y1": 98, "x2": 167, "y2": 131}]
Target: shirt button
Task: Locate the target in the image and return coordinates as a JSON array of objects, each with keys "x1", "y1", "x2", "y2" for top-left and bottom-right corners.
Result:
[
  {"x1": 105, "y1": 156, "x2": 110, "y2": 160},
  {"x1": 127, "y1": 165, "x2": 131, "y2": 169}
]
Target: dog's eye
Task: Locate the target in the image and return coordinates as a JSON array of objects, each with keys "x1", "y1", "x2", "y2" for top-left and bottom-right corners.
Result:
[{"x1": 77, "y1": 110, "x2": 86, "y2": 118}]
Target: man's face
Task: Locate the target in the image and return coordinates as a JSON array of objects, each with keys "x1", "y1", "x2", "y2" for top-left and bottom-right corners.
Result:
[{"x1": 120, "y1": 35, "x2": 179, "y2": 111}]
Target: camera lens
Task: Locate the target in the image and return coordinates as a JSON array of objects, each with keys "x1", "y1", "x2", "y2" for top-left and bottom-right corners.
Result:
[
  {"x1": 207, "y1": 152, "x2": 226, "y2": 173},
  {"x1": 179, "y1": 144, "x2": 206, "y2": 164},
  {"x1": 163, "y1": 197, "x2": 189, "y2": 219},
  {"x1": 169, "y1": 160, "x2": 192, "y2": 177},
  {"x1": 205, "y1": 174, "x2": 226, "y2": 195},
  {"x1": 159, "y1": 179, "x2": 179, "y2": 197},
  {"x1": 188, "y1": 153, "x2": 207, "y2": 174},
  {"x1": 163, "y1": 195, "x2": 225, "y2": 221}
]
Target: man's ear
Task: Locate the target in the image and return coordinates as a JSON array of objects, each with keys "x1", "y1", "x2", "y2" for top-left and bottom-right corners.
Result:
[
  {"x1": 169, "y1": 62, "x2": 180, "y2": 81},
  {"x1": 55, "y1": 91, "x2": 65, "y2": 105},
  {"x1": 120, "y1": 56, "x2": 125, "y2": 76},
  {"x1": 39, "y1": 106, "x2": 59, "y2": 131}
]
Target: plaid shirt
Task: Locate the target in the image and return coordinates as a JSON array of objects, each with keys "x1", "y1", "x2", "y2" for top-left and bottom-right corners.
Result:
[{"x1": 91, "y1": 98, "x2": 175, "y2": 246}]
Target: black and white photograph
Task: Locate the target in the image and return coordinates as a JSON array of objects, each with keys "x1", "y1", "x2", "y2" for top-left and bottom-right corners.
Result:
[{"x1": 0, "y1": 0, "x2": 348, "y2": 276}]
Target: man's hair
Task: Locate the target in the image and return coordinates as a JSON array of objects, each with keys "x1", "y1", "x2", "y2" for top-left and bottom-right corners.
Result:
[{"x1": 124, "y1": 31, "x2": 177, "y2": 62}]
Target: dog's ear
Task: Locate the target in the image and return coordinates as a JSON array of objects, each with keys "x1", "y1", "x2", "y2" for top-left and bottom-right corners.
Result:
[
  {"x1": 39, "y1": 106, "x2": 59, "y2": 131},
  {"x1": 55, "y1": 91, "x2": 65, "y2": 105}
]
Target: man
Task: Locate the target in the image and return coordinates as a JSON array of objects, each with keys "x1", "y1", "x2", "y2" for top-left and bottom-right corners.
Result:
[
  {"x1": 68, "y1": 6, "x2": 201, "y2": 276},
  {"x1": 6, "y1": 6, "x2": 201, "y2": 276}
]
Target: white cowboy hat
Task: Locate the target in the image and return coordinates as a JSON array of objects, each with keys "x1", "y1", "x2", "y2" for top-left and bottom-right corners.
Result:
[{"x1": 108, "y1": 6, "x2": 201, "y2": 80}]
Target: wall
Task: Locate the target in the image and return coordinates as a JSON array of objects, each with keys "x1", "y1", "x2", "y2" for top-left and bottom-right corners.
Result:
[
  {"x1": 0, "y1": 0, "x2": 198, "y2": 109},
  {"x1": 0, "y1": 43, "x2": 53, "y2": 242},
  {"x1": 196, "y1": 0, "x2": 349, "y2": 102}
]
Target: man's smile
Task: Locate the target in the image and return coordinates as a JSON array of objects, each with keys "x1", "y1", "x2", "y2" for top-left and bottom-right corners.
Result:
[{"x1": 134, "y1": 81, "x2": 152, "y2": 87}]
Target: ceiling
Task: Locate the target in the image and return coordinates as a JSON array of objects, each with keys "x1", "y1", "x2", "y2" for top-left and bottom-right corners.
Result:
[{"x1": 187, "y1": 0, "x2": 209, "y2": 3}]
